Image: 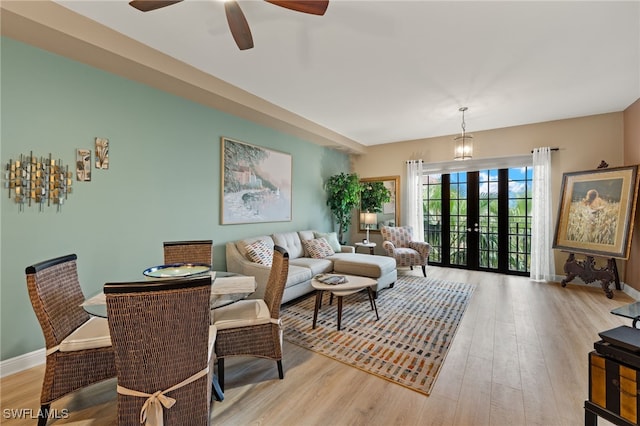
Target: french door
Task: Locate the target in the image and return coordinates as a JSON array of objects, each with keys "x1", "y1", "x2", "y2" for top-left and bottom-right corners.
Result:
[{"x1": 423, "y1": 167, "x2": 532, "y2": 275}]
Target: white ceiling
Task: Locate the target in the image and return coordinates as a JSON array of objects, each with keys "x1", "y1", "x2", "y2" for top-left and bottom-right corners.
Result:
[{"x1": 40, "y1": 1, "x2": 640, "y2": 146}]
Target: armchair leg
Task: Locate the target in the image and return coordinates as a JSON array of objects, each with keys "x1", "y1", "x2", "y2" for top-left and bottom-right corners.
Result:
[
  {"x1": 217, "y1": 359, "x2": 225, "y2": 392},
  {"x1": 421, "y1": 265, "x2": 426, "y2": 277},
  {"x1": 277, "y1": 360, "x2": 284, "y2": 379}
]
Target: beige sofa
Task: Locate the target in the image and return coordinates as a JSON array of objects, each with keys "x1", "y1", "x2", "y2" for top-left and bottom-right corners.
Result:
[{"x1": 225, "y1": 230, "x2": 397, "y2": 304}]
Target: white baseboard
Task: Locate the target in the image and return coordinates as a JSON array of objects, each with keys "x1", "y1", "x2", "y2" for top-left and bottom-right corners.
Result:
[
  {"x1": 0, "y1": 348, "x2": 45, "y2": 378},
  {"x1": 552, "y1": 274, "x2": 640, "y2": 300}
]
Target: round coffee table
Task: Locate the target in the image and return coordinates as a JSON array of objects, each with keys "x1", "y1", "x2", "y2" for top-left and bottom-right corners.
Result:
[{"x1": 311, "y1": 274, "x2": 379, "y2": 331}]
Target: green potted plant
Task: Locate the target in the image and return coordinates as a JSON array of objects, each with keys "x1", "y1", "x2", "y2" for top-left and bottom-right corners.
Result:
[
  {"x1": 360, "y1": 181, "x2": 391, "y2": 213},
  {"x1": 325, "y1": 172, "x2": 361, "y2": 243}
]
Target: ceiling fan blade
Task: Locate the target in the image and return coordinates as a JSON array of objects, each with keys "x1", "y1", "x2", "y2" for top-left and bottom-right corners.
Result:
[
  {"x1": 265, "y1": 1, "x2": 329, "y2": 16},
  {"x1": 129, "y1": 1, "x2": 183, "y2": 12},
  {"x1": 225, "y1": 1, "x2": 254, "y2": 50}
]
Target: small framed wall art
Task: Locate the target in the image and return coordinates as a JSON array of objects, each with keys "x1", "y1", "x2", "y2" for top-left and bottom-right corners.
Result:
[
  {"x1": 76, "y1": 149, "x2": 91, "y2": 181},
  {"x1": 95, "y1": 137, "x2": 109, "y2": 169}
]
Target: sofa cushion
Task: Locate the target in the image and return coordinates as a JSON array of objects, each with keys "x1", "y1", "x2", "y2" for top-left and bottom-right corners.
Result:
[
  {"x1": 236, "y1": 236, "x2": 274, "y2": 259},
  {"x1": 284, "y1": 265, "x2": 314, "y2": 289},
  {"x1": 272, "y1": 231, "x2": 305, "y2": 259},
  {"x1": 331, "y1": 253, "x2": 396, "y2": 278},
  {"x1": 302, "y1": 238, "x2": 335, "y2": 258},
  {"x1": 297, "y1": 230, "x2": 316, "y2": 242},
  {"x1": 245, "y1": 239, "x2": 273, "y2": 266},
  {"x1": 313, "y1": 231, "x2": 342, "y2": 252},
  {"x1": 290, "y1": 257, "x2": 334, "y2": 276}
]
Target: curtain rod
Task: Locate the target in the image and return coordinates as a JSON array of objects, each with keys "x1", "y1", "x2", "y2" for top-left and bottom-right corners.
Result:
[{"x1": 531, "y1": 147, "x2": 559, "y2": 153}]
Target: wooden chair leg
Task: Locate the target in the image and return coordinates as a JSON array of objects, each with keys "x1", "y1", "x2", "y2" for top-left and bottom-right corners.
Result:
[
  {"x1": 421, "y1": 265, "x2": 426, "y2": 277},
  {"x1": 217, "y1": 359, "x2": 225, "y2": 392}
]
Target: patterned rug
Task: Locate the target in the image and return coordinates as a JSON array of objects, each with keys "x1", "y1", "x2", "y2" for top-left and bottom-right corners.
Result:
[{"x1": 280, "y1": 275, "x2": 475, "y2": 395}]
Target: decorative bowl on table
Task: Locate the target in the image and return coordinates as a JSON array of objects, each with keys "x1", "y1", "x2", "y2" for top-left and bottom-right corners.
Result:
[{"x1": 143, "y1": 263, "x2": 211, "y2": 278}]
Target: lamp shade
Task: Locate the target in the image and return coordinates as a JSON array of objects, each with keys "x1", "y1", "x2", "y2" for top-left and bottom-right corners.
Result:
[
  {"x1": 454, "y1": 134, "x2": 473, "y2": 160},
  {"x1": 363, "y1": 212, "x2": 377, "y2": 225},
  {"x1": 454, "y1": 106, "x2": 473, "y2": 160}
]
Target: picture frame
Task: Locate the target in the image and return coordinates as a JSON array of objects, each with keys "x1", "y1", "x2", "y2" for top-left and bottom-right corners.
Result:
[
  {"x1": 221, "y1": 137, "x2": 292, "y2": 224},
  {"x1": 95, "y1": 137, "x2": 109, "y2": 170},
  {"x1": 358, "y1": 175, "x2": 400, "y2": 233},
  {"x1": 553, "y1": 165, "x2": 639, "y2": 259},
  {"x1": 76, "y1": 149, "x2": 91, "y2": 182}
]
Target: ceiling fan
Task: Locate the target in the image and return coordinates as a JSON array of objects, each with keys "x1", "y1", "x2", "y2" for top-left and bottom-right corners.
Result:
[{"x1": 129, "y1": 0, "x2": 329, "y2": 50}]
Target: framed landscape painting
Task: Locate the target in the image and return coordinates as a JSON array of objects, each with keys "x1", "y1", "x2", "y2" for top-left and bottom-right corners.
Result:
[
  {"x1": 221, "y1": 137, "x2": 292, "y2": 224},
  {"x1": 553, "y1": 165, "x2": 639, "y2": 259}
]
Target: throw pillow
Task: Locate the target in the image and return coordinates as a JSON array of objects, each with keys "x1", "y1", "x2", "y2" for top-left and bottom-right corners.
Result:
[
  {"x1": 245, "y1": 239, "x2": 273, "y2": 266},
  {"x1": 302, "y1": 238, "x2": 335, "y2": 259},
  {"x1": 313, "y1": 231, "x2": 341, "y2": 253}
]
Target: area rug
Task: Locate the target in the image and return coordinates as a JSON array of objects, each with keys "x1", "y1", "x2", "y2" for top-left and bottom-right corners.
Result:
[{"x1": 280, "y1": 275, "x2": 475, "y2": 395}]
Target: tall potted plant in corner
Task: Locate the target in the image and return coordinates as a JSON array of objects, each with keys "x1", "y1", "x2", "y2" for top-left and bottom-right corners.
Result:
[
  {"x1": 325, "y1": 172, "x2": 361, "y2": 244},
  {"x1": 360, "y1": 181, "x2": 391, "y2": 214}
]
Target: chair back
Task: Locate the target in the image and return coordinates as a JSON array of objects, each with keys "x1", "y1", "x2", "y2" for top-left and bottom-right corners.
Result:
[
  {"x1": 105, "y1": 276, "x2": 212, "y2": 425},
  {"x1": 163, "y1": 240, "x2": 213, "y2": 266},
  {"x1": 263, "y1": 245, "x2": 289, "y2": 320},
  {"x1": 381, "y1": 225, "x2": 414, "y2": 248},
  {"x1": 25, "y1": 254, "x2": 89, "y2": 348}
]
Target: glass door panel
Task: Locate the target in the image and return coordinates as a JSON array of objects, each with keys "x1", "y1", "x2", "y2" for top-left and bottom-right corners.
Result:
[
  {"x1": 449, "y1": 172, "x2": 468, "y2": 267},
  {"x1": 422, "y1": 167, "x2": 532, "y2": 275}
]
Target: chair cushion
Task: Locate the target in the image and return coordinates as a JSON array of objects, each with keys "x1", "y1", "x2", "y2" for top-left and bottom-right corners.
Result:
[
  {"x1": 59, "y1": 316, "x2": 112, "y2": 352},
  {"x1": 213, "y1": 300, "x2": 271, "y2": 330},
  {"x1": 302, "y1": 238, "x2": 335, "y2": 259},
  {"x1": 245, "y1": 239, "x2": 273, "y2": 266},
  {"x1": 313, "y1": 231, "x2": 342, "y2": 253},
  {"x1": 208, "y1": 325, "x2": 217, "y2": 360}
]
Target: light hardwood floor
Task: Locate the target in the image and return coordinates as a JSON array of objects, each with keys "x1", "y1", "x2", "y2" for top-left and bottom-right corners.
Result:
[{"x1": 1, "y1": 266, "x2": 634, "y2": 425}]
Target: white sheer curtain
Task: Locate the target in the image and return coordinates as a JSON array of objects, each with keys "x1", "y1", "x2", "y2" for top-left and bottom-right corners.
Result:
[
  {"x1": 530, "y1": 147, "x2": 556, "y2": 281},
  {"x1": 405, "y1": 160, "x2": 424, "y2": 242}
]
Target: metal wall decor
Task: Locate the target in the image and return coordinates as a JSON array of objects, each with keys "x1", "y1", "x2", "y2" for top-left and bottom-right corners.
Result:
[{"x1": 4, "y1": 152, "x2": 73, "y2": 211}]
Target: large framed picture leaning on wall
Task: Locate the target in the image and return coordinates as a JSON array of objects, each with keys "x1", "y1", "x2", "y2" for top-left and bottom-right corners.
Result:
[{"x1": 553, "y1": 165, "x2": 640, "y2": 259}]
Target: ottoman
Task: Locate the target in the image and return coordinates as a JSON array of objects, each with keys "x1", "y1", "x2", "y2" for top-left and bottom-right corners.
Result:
[{"x1": 330, "y1": 254, "x2": 397, "y2": 297}]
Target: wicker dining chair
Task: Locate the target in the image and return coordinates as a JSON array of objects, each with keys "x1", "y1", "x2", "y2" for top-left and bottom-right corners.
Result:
[
  {"x1": 25, "y1": 254, "x2": 116, "y2": 426},
  {"x1": 105, "y1": 276, "x2": 216, "y2": 425},
  {"x1": 163, "y1": 240, "x2": 213, "y2": 265},
  {"x1": 213, "y1": 245, "x2": 289, "y2": 391}
]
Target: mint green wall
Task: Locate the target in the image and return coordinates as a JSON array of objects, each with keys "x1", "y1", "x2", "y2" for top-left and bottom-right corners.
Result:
[{"x1": 0, "y1": 37, "x2": 350, "y2": 361}]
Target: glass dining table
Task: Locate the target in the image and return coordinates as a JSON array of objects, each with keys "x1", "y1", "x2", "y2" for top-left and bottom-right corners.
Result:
[{"x1": 82, "y1": 264, "x2": 256, "y2": 318}]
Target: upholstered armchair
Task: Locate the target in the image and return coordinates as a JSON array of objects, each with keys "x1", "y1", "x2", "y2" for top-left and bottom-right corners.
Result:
[{"x1": 380, "y1": 225, "x2": 431, "y2": 277}]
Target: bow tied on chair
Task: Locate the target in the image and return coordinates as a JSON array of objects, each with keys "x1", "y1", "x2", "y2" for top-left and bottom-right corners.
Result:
[{"x1": 117, "y1": 366, "x2": 209, "y2": 426}]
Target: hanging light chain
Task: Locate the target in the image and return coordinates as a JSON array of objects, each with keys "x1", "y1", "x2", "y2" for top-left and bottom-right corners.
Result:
[{"x1": 460, "y1": 106, "x2": 468, "y2": 136}]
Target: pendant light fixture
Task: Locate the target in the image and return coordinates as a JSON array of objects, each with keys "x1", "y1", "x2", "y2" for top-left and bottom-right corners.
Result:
[{"x1": 454, "y1": 106, "x2": 473, "y2": 160}]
